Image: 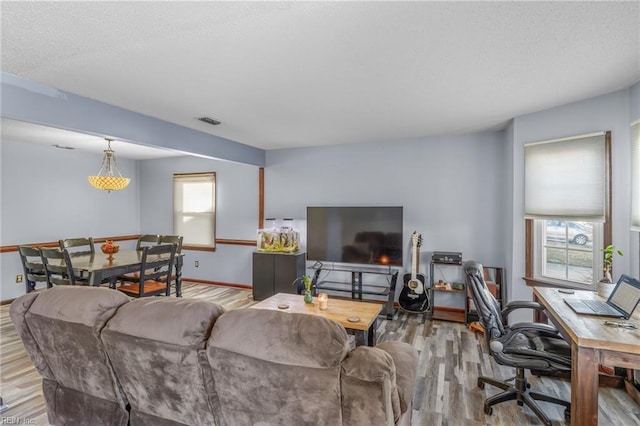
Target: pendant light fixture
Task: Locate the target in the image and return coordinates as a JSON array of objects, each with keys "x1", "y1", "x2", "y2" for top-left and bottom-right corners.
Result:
[{"x1": 88, "y1": 138, "x2": 130, "y2": 192}]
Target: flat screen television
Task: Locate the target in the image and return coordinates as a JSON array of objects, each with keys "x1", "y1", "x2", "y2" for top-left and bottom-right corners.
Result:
[{"x1": 306, "y1": 206, "x2": 403, "y2": 266}]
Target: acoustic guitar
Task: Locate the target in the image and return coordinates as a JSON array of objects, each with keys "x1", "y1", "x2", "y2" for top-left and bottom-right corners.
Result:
[{"x1": 399, "y1": 232, "x2": 429, "y2": 313}]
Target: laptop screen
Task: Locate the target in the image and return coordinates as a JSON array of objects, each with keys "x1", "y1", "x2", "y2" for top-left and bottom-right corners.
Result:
[{"x1": 608, "y1": 275, "x2": 640, "y2": 316}]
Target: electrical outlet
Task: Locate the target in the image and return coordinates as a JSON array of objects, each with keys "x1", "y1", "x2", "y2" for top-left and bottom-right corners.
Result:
[
  {"x1": 16, "y1": 274, "x2": 23, "y2": 283},
  {"x1": 195, "y1": 261, "x2": 199, "y2": 267}
]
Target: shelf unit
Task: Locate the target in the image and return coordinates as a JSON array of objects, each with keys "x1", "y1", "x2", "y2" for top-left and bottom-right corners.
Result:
[
  {"x1": 311, "y1": 264, "x2": 399, "y2": 319},
  {"x1": 429, "y1": 261, "x2": 505, "y2": 324}
]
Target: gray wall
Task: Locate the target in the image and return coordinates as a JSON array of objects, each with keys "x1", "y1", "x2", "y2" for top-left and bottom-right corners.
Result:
[
  {"x1": 0, "y1": 138, "x2": 139, "y2": 300},
  {"x1": 139, "y1": 156, "x2": 259, "y2": 286},
  {"x1": 264, "y1": 131, "x2": 506, "y2": 304},
  {"x1": 2, "y1": 82, "x2": 638, "y2": 309},
  {"x1": 507, "y1": 87, "x2": 639, "y2": 322}
]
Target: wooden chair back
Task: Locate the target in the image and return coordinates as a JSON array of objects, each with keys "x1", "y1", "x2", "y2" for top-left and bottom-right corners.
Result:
[
  {"x1": 136, "y1": 234, "x2": 160, "y2": 250},
  {"x1": 40, "y1": 248, "x2": 77, "y2": 287},
  {"x1": 18, "y1": 246, "x2": 47, "y2": 293},
  {"x1": 118, "y1": 243, "x2": 176, "y2": 297},
  {"x1": 59, "y1": 237, "x2": 95, "y2": 256},
  {"x1": 159, "y1": 235, "x2": 183, "y2": 253}
]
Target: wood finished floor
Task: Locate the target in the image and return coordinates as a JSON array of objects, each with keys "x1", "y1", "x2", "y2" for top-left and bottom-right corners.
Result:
[{"x1": 1, "y1": 283, "x2": 639, "y2": 425}]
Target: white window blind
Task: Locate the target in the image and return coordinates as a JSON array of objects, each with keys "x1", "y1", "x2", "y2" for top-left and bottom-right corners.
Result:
[
  {"x1": 173, "y1": 172, "x2": 216, "y2": 247},
  {"x1": 524, "y1": 132, "x2": 607, "y2": 221},
  {"x1": 632, "y1": 119, "x2": 640, "y2": 231}
]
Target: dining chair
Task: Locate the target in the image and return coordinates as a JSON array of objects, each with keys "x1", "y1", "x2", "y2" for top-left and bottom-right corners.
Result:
[
  {"x1": 136, "y1": 234, "x2": 161, "y2": 250},
  {"x1": 59, "y1": 237, "x2": 95, "y2": 279},
  {"x1": 117, "y1": 243, "x2": 177, "y2": 298},
  {"x1": 40, "y1": 248, "x2": 79, "y2": 287},
  {"x1": 59, "y1": 237, "x2": 95, "y2": 255},
  {"x1": 117, "y1": 235, "x2": 162, "y2": 285},
  {"x1": 18, "y1": 246, "x2": 48, "y2": 293},
  {"x1": 158, "y1": 235, "x2": 183, "y2": 291}
]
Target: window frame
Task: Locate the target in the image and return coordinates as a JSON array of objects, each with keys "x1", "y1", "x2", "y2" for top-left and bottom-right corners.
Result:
[
  {"x1": 525, "y1": 132, "x2": 611, "y2": 288},
  {"x1": 532, "y1": 220, "x2": 603, "y2": 288},
  {"x1": 173, "y1": 172, "x2": 217, "y2": 252}
]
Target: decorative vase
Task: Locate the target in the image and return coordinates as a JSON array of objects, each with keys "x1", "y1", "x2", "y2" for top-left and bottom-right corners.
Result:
[
  {"x1": 303, "y1": 291, "x2": 313, "y2": 303},
  {"x1": 597, "y1": 280, "x2": 615, "y2": 298},
  {"x1": 101, "y1": 240, "x2": 119, "y2": 261}
]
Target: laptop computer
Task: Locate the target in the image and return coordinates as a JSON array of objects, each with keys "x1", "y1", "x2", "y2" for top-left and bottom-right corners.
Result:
[{"x1": 564, "y1": 274, "x2": 640, "y2": 319}]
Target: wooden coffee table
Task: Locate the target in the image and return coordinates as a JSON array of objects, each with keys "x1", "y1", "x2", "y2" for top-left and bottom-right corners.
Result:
[{"x1": 251, "y1": 293, "x2": 383, "y2": 346}]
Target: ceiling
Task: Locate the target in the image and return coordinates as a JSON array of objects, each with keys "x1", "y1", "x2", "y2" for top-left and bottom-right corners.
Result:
[
  {"x1": 1, "y1": 118, "x2": 181, "y2": 160},
  {"x1": 2, "y1": 1, "x2": 639, "y2": 154}
]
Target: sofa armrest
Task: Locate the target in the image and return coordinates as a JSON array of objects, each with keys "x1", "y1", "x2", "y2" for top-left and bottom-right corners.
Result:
[
  {"x1": 341, "y1": 346, "x2": 400, "y2": 426},
  {"x1": 376, "y1": 341, "x2": 418, "y2": 414},
  {"x1": 9, "y1": 292, "x2": 55, "y2": 379}
]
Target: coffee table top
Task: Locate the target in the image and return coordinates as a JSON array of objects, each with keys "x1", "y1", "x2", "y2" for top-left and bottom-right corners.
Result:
[{"x1": 250, "y1": 293, "x2": 383, "y2": 332}]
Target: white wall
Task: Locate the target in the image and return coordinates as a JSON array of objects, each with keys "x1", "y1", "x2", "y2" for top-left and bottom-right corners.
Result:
[
  {"x1": 138, "y1": 156, "x2": 260, "y2": 286},
  {"x1": 0, "y1": 138, "x2": 139, "y2": 300}
]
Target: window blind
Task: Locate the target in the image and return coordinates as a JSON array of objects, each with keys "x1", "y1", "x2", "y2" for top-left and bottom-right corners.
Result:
[
  {"x1": 173, "y1": 172, "x2": 216, "y2": 247},
  {"x1": 524, "y1": 132, "x2": 606, "y2": 221},
  {"x1": 632, "y1": 119, "x2": 640, "y2": 231}
]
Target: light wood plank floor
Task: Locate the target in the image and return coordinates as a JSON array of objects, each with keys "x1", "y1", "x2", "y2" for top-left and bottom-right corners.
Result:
[{"x1": 1, "y1": 283, "x2": 639, "y2": 425}]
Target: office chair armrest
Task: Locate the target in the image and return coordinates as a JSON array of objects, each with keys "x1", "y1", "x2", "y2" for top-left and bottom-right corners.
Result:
[
  {"x1": 501, "y1": 301, "x2": 545, "y2": 323},
  {"x1": 508, "y1": 321, "x2": 559, "y2": 336}
]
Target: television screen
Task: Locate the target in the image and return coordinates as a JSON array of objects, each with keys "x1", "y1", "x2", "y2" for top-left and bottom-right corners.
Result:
[{"x1": 306, "y1": 206, "x2": 403, "y2": 266}]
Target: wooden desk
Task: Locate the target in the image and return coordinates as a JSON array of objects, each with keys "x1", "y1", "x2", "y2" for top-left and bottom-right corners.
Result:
[
  {"x1": 68, "y1": 250, "x2": 185, "y2": 296},
  {"x1": 533, "y1": 287, "x2": 640, "y2": 425},
  {"x1": 251, "y1": 293, "x2": 383, "y2": 346}
]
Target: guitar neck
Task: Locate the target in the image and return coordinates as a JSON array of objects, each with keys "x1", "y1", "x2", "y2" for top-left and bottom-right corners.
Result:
[{"x1": 411, "y1": 245, "x2": 419, "y2": 279}]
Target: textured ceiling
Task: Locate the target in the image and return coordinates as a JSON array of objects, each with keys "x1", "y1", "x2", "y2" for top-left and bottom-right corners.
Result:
[{"x1": 2, "y1": 1, "x2": 639, "y2": 152}]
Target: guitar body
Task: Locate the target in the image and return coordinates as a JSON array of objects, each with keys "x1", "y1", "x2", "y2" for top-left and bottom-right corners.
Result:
[
  {"x1": 399, "y1": 272, "x2": 429, "y2": 313},
  {"x1": 398, "y1": 232, "x2": 430, "y2": 313}
]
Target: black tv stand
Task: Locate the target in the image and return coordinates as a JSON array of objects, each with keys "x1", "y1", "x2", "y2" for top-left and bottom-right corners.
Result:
[{"x1": 310, "y1": 263, "x2": 399, "y2": 319}]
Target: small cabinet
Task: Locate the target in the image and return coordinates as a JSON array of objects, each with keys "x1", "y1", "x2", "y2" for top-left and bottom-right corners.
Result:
[{"x1": 252, "y1": 252, "x2": 306, "y2": 300}]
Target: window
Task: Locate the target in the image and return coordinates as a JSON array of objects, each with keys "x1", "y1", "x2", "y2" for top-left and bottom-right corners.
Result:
[
  {"x1": 632, "y1": 119, "x2": 640, "y2": 231},
  {"x1": 173, "y1": 172, "x2": 216, "y2": 248},
  {"x1": 534, "y1": 220, "x2": 602, "y2": 286},
  {"x1": 525, "y1": 132, "x2": 611, "y2": 287}
]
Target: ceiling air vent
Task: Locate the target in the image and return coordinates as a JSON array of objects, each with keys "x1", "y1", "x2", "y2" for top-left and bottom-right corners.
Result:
[{"x1": 197, "y1": 117, "x2": 221, "y2": 126}]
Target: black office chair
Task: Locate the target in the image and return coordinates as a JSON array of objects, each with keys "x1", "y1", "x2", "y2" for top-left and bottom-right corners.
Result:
[{"x1": 463, "y1": 260, "x2": 571, "y2": 426}]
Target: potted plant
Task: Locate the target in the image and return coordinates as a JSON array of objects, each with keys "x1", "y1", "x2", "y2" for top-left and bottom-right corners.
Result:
[
  {"x1": 294, "y1": 274, "x2": 314, "y2": 303},
  {"x1": 598, "y1": 244, "x2": 623, "y2": 297}
]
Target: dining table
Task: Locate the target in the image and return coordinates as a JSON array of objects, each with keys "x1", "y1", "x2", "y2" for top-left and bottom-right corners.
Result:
[{"x1": 68, "y1": 249, "x2": 185, "y2": 296}]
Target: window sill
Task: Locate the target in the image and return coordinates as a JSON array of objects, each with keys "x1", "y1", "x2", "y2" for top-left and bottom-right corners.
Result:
[{"x1": 523, "y1": 276, "x2": 590, "y2": 291}]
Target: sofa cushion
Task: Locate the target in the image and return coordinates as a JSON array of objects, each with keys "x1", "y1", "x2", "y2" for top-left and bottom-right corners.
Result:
[
  {"x1": 102, "y1": 297, "x2": 225, "y2": 426},
  {"x1": 207, "y1": 309, "x2": 350, "y2": 425},
  {"x1": 10, "y1": 286, "x2": 130, "y2": 426}
]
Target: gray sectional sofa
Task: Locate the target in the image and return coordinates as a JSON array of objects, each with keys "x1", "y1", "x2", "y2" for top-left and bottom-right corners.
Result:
[{"x1": 10, "y1": 286, "x2": 418, "y2": 426}]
